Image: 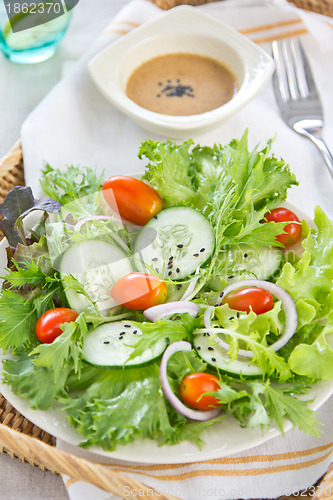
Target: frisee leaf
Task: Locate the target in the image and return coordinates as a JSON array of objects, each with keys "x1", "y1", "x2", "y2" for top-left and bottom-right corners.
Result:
[
  {"x1": 40, "y1": 164, "x2": 104, "y2": 206},
  {"x1": 30, "y1": 313, "x2": 88, "y2": 381},
  {"x1": 0, "y1": 290, "x2": 37, "y2": 351},
  {"x1": 3, "y1": 352, "x2": 70, "y2": 410}
]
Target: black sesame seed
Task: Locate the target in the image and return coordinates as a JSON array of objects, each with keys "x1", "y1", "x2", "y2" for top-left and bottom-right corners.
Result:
[
  {"x1": 133, "y1": 330, "x2": 138, "y2": 334},
  {"x1": 153, "y1": 215, "x2": 158, "y2": 219},
  {"x1": 207, "y1": 333, "x2": 211, "y2": 337},
  {"x1": 177, "y1": 244, "x2": 183, "y2": 248},
  {"x1": 237, "y1": 312, "x2": 240, "y2": 318},
  {"x1": 219, "y1": 291, "x2": 224, "y2": 298},
  {"x1": 124, "y1": 325, "x2": 131, "y2": 328},
  {"x1": 103, "y1": 341, "x2": 110, "y2": 344},
  {"x1": 200, "y1": 248, "x2": 205, "y2": 252},
  {"x1": 167, "y1": 264, "x2": 173, "y2": 269},
  {"x1": 211, "y1": 357, "x2": 216, "y2": 362},
  {"x1": 168, "y1": 271, "x2": 172, "y2": 276},
  {"x1": 228, "y1": 275, "x2": 235, "y2": 279},
  {"x1": 197, "y1": 346, "x2": 201, "y2": 350},
  {"x1": 214, "y1": 303, "x2": 219, "y2": 307},
  {"x1": 177, "y1": 284, "x2": 182, "y2": 290},
  {"x1": 208, "y1": 347, "x2": 214, "y2": 351},
  {"x1": 229, "y1": 316, "x2": 235, "y2": 320},
  {"x1": 152, "y1": 257, "x2": 158, "y2": 262},
  {"x1": 169, "y1": 256, "x2": 174, "y2": 261},
  {"x1": 244, "y1": 253, "x2": 248, "y2": 258},
  {"x1": 120, "y1": 331, "x2": 126, "y2": 335},
  {"x1": 176, "y1": 268, "x2": 180, "y2": 273},
  {"x1": 193, "y1": 253, "x2": 199, "y2": 257}
]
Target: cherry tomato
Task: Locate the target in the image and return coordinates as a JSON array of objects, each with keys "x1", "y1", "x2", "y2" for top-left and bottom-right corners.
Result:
[
  {"x1": 110, "y1": 272, "x2": 168, "y2": 310},
  {"x1": 222, "y1": 286, "x2": 274, "y2": 315},
  {"x1": 180, "y1": 373, "x2": 221, "y2": 410},
  {"x1": 264, "y1": 207, "x2": 302, "y2": 247},
  {"x1": 35, "y1": 307, "x2": 79, "y2": 344},
  {"x1": 102, "y1": 176, "x2": 163, "y2": 226}
]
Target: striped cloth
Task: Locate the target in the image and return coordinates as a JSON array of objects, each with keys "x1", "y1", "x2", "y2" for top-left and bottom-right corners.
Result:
[{"x1": 21, "y1": 0, "x2": 333, "y2": 498}]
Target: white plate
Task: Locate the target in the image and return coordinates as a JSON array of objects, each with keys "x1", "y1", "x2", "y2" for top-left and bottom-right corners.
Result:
[{"x1": 0, "y1": 205, "x2": 332, "y2": 464}]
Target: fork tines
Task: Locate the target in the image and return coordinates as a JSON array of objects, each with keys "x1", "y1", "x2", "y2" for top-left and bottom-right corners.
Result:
[{"x1": 272, "y1": 38, "x2": 319, "y2": 103}]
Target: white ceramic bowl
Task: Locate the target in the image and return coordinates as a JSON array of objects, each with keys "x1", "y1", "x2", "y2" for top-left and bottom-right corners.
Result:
[{"x1": 88, "y1": 6, "x2": 275, "y2": 138}]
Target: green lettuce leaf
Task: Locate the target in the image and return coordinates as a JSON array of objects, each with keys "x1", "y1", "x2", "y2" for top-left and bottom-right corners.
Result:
[
  {"x1": 288, "y1": 311, "x2": 333, "y2": 380},
  {"x1": 276, "y1": 207, "x2": 333, "y2": 378},
  {"x1": 40, "y1": 164, "x2": 103, "y2": 206},
  {"x1": 30, "y1": 313, "x2": 88, "y2": 381},
  {"x1": 64, "y1": 360, "x2": 220, "y2": 450},
  {"x1": 3, "y1": 352, "x2": 70, "y2": 410}
]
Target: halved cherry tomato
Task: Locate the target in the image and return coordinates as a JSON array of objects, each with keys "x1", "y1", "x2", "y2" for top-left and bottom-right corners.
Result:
[
  {"x1": 110, "y1": 272, "x2": 168, "y2": 310},
  {"x1": 222, "y1": 286, "x2": 274, "y2": 315},
  {"x1": 102, "y1": 176, "x2": 163, "y2": 226},
  {"x1": 264, "y1": 207, "x2": 302, "y2": 247},
  {"x1": 35, "y1": 307, "x2": 79, "y2": 344},
  {"x1": 180, "y1": 373, "x2": 221, "y2": 410}
]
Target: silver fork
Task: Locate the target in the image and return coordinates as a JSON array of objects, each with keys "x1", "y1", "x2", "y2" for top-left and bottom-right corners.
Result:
[{"x1": 272, "y1": 38, "x2": 333, "y2": 178}]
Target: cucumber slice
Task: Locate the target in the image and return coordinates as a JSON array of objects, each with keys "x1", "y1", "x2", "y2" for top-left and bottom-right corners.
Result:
[
  {"x1": 193, "y1": 333, "x2": 263, "y2": 377},
  {"x1": 82, "y1": 321, "x2": 166, "y2": 367},
  {"x1": 133, "y1": 207, "x2": 215, "y2": 279},
  {"x1": 208, "y1": 245, "x2": 283, "y2": 290},
  {"x1": 60, "y1": 240, "x2": 132, "y2": 315}
]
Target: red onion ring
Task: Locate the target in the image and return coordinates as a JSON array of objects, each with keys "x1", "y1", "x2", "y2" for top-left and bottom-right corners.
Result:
[
  {"x1": 144, "y1": 301, "x2": 199, "y2": 322},
  {"x1": 203, "y1": 306, "x2": 214, "y2": 330},
  {"x1": 160, "y1": 341, "x2": 221, "y2": 421},
  {"x1": 211, "y1": 279, "x2": 298, "y2": 357}
]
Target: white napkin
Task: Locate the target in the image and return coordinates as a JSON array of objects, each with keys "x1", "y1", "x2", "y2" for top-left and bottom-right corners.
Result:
[{"x1": 20, "y1": 1, "x2": 333, "y2": 499}]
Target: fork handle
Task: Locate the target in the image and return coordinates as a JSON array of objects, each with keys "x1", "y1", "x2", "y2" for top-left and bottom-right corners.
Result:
[{"x1": 305, "y1": 133, "x2": 333, "y2": 178}]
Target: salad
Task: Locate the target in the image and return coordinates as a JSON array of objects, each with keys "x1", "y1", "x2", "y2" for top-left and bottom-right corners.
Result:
[{"x1": 0, "y1": 130, "x2": 333, "y2": 453}]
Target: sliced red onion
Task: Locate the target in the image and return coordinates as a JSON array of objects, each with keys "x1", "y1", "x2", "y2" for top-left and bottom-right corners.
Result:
[
  {"x1": 180, "y1": 268, "x2": 200, "y2": 301},
  {"x1": 144, "y1": 301, "x2": 199, "y2": 322},
  {"x1": 203, "y1": 306, "x2": 214, "y2": 330},
  {"x1": 213, "y1": 279, "x2": 298, "y2": 357},
  {"x1": 160, "y1": 341, "x2": 221, "y2": 421}
]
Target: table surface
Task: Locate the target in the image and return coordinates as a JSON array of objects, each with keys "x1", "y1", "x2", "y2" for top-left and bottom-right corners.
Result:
[{"x1": 0, "y1": 2, "x2": 127, "y2": 498}]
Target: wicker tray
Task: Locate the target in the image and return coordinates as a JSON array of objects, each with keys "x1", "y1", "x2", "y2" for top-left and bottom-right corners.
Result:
[{"x1": 0, "y1": 1, "x2": 332, "y2": 498}]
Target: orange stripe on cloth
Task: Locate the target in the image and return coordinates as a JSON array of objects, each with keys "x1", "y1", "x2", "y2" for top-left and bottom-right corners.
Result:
[
  {"x1": 65, "y1": 477, "x2": 78, "y2": 489},
  {"x1": 239, "y1": 18, "x2": 303, "y2": 35},
  {"x1": 104, "y1": 28, "x2": 132, "y2": 35},
  {"x1": 110, "y1": 449, "x2": 333, "y2": 480},
  {"x1": 64, "y1": 444, "x2": 333, "y2": 489},
  {"x1": 252, "y1": 27, "x2": 308, "y2": 44},
  {"x1": 111, "y1": 20, "x2": 140, "y2": 27}
]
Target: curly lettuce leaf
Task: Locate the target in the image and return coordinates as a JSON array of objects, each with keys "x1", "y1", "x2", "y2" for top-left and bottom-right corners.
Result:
[
  {"x1": 30, "y1": 313, "x2": 88, "y2": 381},
  {"x1": 40, "y1": 164, "x2": 103, "y2": 206},
  {"x1": 64, "y1": 361, "x2": 220, "y2": 450},
  {"x1": 276, "y1": 207, "x2": 333, "y2": 378},
  {"x1": 3, "y1": 352, "x2": 71, "y2": 410},
  {"x1": 140, "y1": 131, "x2": 297, "y2": 212},
  {"x1": 0, "y1": 290, "x2": 37, "y2": 351},
  {"x1": 140, "y1": 139, "x2": 202, "y2": 208}
]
